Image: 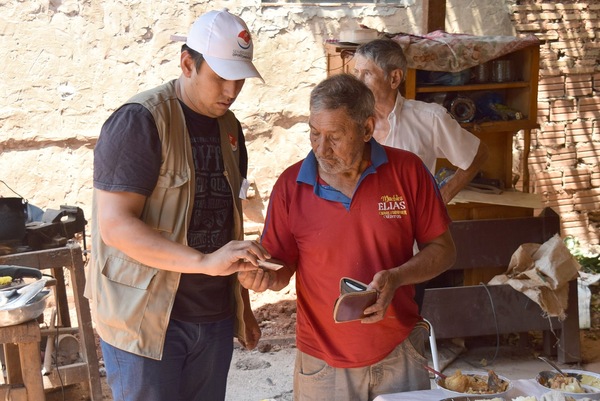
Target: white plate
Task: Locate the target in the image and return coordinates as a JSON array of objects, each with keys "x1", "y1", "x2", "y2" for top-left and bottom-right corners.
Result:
[
  {"x1": 435, "y1": 370, "x2": 512, "y2": 399},
  {"x1": 534, "y1": 369, "x2": 600, "y2": 400}
]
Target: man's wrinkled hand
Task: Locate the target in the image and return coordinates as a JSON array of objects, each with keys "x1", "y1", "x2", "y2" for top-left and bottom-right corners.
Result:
[
  {"x1": 361, "y1": 269, "x2": 399, "y2": 323},
  {"x1": 238, "y1": 268, "x2": 274, "y2": 292}
]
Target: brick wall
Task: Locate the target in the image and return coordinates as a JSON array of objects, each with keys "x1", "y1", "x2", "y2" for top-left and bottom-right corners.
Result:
[{"x1": 511, "y1": 1, "x2": 600, "y2": 249}]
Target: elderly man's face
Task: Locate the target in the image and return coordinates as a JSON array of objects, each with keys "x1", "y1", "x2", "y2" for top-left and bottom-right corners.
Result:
[
  {"x1": 309, "y1": 107, "x2": 370, "y2": 175},
  {"x1": 352, "y1": 55, "x2": 394, "y2": 98}
]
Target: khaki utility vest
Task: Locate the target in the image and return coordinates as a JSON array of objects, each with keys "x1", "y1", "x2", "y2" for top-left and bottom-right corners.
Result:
[{"x1": 85, "y1": 79, "x2": 248, "y2": 360}]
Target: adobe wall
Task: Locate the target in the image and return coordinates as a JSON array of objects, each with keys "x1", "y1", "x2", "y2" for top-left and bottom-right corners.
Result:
[
  {"x1": 3, "y1": 1, "x2": 598, "y2": 251},
  {"x1": 511, "y1": 1, "x2": 600, "y2": 248}
]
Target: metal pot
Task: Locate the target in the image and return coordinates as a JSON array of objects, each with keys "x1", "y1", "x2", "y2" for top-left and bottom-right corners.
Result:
[{"x1": 0, "y1": 197, "x2": 27, "y2": 242}]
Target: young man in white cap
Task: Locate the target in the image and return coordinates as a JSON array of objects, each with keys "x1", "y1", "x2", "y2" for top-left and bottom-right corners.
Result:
[{"x1": 86, "y1": 9, "x2": 268, "y2": 401}]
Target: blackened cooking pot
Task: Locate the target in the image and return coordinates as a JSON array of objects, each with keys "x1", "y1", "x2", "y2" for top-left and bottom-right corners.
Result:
[{"x1": 0, "y1": 197, "x2": 27, "y2": 242}]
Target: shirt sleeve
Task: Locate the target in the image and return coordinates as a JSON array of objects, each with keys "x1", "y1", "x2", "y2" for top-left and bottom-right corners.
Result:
[
  {"x1": 433, "y1": 110, "x2": 480, "y2": 171},
  {"x1": 410, "y1": 157, "x2": 452, "y2": 244},
  {"x1": 93, "y1": 104, "x2": 162, "y2": 196},
  {"x1": 260, "y1": 171, "x2": 300, "y2": 266}
]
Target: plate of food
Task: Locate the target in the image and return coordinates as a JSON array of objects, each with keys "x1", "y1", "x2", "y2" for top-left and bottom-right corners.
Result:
[
  {"x1": 438, "y1": 397, "x2": 506, "y2": 401},
  {"x1": 535, "y1": 369, "x2": 600, "y2": 400},
  {"x1": 436, "y1": 370, "x2": 512, "y2": 399}
]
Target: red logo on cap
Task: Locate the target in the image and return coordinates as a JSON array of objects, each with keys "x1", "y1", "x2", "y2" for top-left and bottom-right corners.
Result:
[{"x1": 237, "y1": 30, "x2": 251, "y2": 49}]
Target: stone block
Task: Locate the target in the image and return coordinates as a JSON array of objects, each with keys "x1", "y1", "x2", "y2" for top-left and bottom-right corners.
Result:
[
  {"x1": 528, "y1": 148, "x2": 549, "y2": 173},
  {"x1": 567, "y1": 121, "x2": 595, "y2": 143},
  {"x1": 539, "y1": 123, "x2": 567, "y2": 147},
  {"x1": 560, "y1": 212, "x2": 589, "y2": 235},
  {"x1": 541, "y1": 191, "x2": 575, "y2": 213},
  {"x1": 550, "y1": 40, "x2": 583, "y2": 50},
  {"x1": 540, "y1": 12, "x2": 561, "y2": 20},
  {"x1": 579, "y1": 96, "x2": 600, "y2": 119},
  {"x1": 515, "y1": 23, "x2": 542, "y2": 31},
  {"x1": 594, "y1": 73, "x2": 600, "y2": 91},
  {"x1": 591, "y1": 165, "x2": 600, "y2": 187},
  {"x1": 565, "y1": 75, "x2": 593, "y2": 96},
  {"x1": 559, "y1": 30, "x2": 596, "y2": 39},
  {"x1": 548, "y1": 146, "x2": 578, "y2": 168},
  {"x1": 562, "y1": 13, "x2": 584, "y2": 21},
  {"x1": 573, "y1": 188, "x2": 600, "y2": 211},
  {"x1": 562, "y1": 66, "x2": 596, "y2": 75},
  {"x1": 540, "y1": 48, "x2": 559, "y2": 61},
  {"x1": 533, "y1": 170, "x2": 563, "y2": 193},
  {"x1": 576, "y1": 59, "x2": 599, "y2": 68},
  {"x1": 511, "y1": 4, "x2": 544, "y2": 12},
  {"x1": 539, "y1": 76, "x2": 565, "y2": 98},
  {"x1": 585, "y1": 20, "x2": 600, "y2": 29},
  {"x1": 540, "y1": 68, "x2": 564, "y2": 78},
  {"x1": 538, "y1": 100, "x2": 551, "y2": 123},
  {"x1": 577, "y1": 143, "x2": 600, "y2": 165},
  {"x1": 555, "y1": 3, "x2": 586, "y2": 11},
  {"x1": 547, "y1": 203, "x2": 575, "y2": 217},
  {"x1": 542, "y1": 21, "x2": 583, "y2": 30},
  {"x1": 551, "y1": 98, "x2": 578, "y2": 121},
  {"x1": 585, "y1": 42, "x2": 600, "y2": 49},
  {"x1": 581, "y1": 12, "x2": 599, "y2": 19},
  {"x1": 563, "y1": 166, "x2": 592, "y2": 190}
]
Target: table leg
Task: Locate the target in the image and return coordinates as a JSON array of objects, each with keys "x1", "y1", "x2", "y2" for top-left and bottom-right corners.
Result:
[
  {"x1": 18, "y1": 341, "x2": 45, "y2": 401},
  {"x1": 66, "y1": 245, "x2": 103, "y2": 400}
]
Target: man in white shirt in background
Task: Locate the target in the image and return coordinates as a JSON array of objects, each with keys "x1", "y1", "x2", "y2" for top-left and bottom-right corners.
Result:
[{"x1": 353, "y1": 38, "x2": 488, "y2": 205}]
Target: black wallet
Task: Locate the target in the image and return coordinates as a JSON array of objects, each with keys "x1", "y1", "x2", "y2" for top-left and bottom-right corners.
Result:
[{"x1": 333, "y1": 277, "x2": 377, "y2": 323}]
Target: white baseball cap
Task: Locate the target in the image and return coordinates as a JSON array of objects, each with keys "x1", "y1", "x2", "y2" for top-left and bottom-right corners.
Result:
[{"x1": 184, "y1": 9, "x2": 263, "y2": 82}]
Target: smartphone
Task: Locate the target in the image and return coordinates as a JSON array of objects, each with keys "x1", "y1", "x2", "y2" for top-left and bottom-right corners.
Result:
[
  {"x1": 257, "y1": 259, "x2": 284, "y2": 271},
  {"x1": 342, "y1": 278, "x2": 368, "y2": 292}
]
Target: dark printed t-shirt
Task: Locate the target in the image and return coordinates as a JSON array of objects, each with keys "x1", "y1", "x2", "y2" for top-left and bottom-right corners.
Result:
[{"x1": 93, "y1": 101, "x2": 248, "y2": 323}]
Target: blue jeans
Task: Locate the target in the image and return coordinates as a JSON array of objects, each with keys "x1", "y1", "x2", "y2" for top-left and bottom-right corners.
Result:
[{"x1": 101, "y1": 316, "x2": 234, "y2": 401}]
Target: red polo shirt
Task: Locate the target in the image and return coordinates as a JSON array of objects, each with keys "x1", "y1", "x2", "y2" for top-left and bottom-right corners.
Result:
[{"x1": 262, "y1": 140, "x2": 450, "y2": 368}]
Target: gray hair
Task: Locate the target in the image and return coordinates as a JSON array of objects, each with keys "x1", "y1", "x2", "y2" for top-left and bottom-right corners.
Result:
[
  {"x1": 355, "y1": 39, "x2": 408, "y2": 82},
  {"x1": 309, "y1": 74, "x2": 375, "y2": 129}
]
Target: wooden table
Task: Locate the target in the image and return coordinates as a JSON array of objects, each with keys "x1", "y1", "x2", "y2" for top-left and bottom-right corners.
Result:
[
  {"x1": 0, "y1": 320, "x2": 45, "y2": 400},
  {"x1": 0, "y1": 243, "x2": 102, "y2": 400}
]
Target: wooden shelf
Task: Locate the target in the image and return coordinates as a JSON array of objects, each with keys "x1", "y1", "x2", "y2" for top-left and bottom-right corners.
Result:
[
  {"x1": 461, "y1": 119, "x2": 539, "y2": 133},
  {"x1": 416, "y1": 80, "x2": 530, "y2": 93},
  {"x1": 324, "y1": 40, "x2": 541, "y2": 213},
  {"x1": 449, "y1": 189, "x2": 542, "y2": 209}
]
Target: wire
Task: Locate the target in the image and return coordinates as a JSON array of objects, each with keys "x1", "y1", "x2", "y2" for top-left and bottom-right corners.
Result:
[
  {"x1": 0, "y1": 180, "x2": 26, "y2": 200},
  {"x1": 54, "y1": 314, "x2": 66, "y2": 401},
  {"x1": 479, "y1": 282, "x2": 500, "y2": 365}
]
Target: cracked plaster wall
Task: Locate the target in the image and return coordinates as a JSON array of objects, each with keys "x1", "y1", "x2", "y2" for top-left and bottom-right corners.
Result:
[{"x1": 0, "y1": 0, "x2": 514, "y2": 234}]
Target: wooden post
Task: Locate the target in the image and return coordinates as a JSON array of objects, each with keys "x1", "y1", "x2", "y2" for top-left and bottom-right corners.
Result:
[{"x1": 422, "y1": 0, "x2": 446, "y2": 33}]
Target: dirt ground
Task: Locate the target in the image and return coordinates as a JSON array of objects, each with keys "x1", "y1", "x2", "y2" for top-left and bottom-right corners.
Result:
[{"x1": 44, "y1": 280, "x2": 600, "y2": 401}]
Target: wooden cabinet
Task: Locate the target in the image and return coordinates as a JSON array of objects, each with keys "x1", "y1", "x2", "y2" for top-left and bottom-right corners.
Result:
[
  {"x1": 324, "y1": 41, "x2": 542, "y2": 221},
  {"x1": 326, "y1": 40, "x2": 542, "y2": 284}
]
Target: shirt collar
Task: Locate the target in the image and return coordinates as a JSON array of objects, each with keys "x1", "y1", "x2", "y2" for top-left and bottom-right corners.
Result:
[
  {"x1": 385, "y1": 93, "x2": 405, "y2": 143},
  {"x1": 297, "y1": 138, "x2": 388, "y2": 187},
  {"x1": 388, "y1": 92, "x2": 405, "y2": 122}
]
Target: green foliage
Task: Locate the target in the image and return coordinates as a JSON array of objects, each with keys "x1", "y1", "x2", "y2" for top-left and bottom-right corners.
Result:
[{"x1": 564, "y1": 236, "x2": 600, "y2": 274}]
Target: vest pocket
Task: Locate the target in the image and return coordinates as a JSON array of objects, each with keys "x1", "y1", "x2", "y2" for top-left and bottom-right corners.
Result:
[
  {"x1": 143, "y1": 170, "x2": 189, "y2": 234},
  {"x1": 102, "y1": 255, "x2": 157, "y2": 289},
  {"x1": 96, "y1": 255, "x2": 158, "y2": 335}
]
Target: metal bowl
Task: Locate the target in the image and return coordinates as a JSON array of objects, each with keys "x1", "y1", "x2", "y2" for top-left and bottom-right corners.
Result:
[
  {"x1": 0, "y1": 290, "x2": 50, "y2": 327},
  {"x1": 535, "y1": 369, "x2": 600, "y2": 400},
  {"x1": 435, "y1": 370, "x2": 512, "y2": 399}
]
